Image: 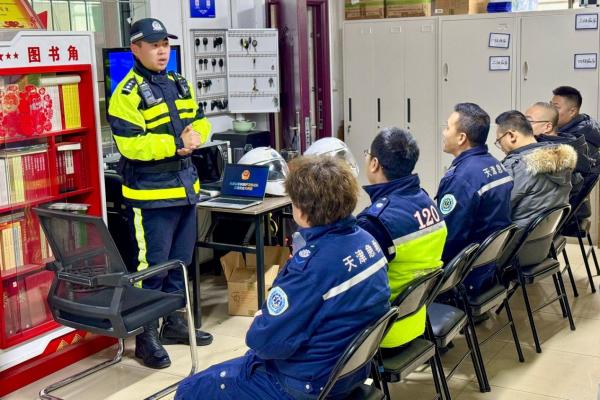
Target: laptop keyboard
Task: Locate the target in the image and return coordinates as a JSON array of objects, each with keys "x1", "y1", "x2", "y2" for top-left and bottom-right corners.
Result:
[{"x1": 210, "y1": 198, "x2": 257, "y2": 205}]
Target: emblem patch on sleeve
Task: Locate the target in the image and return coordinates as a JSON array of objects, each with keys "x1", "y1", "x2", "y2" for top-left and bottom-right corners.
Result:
[
  {"x1": 267, "y1": 286, "x2": 289, "y2": 316},
  {"x1": 439, "y1": 194, "x2": 457, "y2": 215}
]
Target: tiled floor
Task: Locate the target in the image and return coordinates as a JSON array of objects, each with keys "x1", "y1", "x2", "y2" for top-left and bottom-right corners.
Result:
[{"x1": 6, "y1": 243, "x2": 600, "y2": 400}]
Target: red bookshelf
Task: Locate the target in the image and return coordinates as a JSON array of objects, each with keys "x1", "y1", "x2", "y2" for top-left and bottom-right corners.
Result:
[{"x1": 0, "y1": 31, "x2": 107, "y2": 397}]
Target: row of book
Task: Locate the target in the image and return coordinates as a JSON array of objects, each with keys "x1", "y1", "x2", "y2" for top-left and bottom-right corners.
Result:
[
  {"x1": 0, "y1": 212, "x2": 52, "y2": 274},
  {"x1": 0, "y1": 141, "x2": 85, "y2": 207},
  {"x1": 3, "y1": 270, "x2": 53, "y2": 337},
  {"x1": 0, "y1": 74, "x2": 82, "y2": 139}
]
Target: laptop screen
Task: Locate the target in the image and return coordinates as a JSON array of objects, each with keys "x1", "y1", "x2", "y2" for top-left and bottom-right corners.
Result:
[{"x1": 220, "y1": 164, "x2": 269, "y2": 199}]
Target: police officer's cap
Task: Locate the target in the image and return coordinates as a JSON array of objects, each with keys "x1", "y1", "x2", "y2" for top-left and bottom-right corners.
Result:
[{"x1": 130, "y1": 18, "x2": 178, "y2": 44}]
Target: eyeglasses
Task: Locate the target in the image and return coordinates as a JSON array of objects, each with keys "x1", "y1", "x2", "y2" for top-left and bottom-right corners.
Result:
[
  {"x1": 494, "y1": 131, "x2": 511, "y2": 149},
  {"x1": 527, "y1": 119, "x2": 550, "y2": 124}
]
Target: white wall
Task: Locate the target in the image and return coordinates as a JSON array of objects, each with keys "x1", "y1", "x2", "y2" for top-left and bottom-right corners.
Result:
[{"x1": 147, "y1": 0, "x2": 268, "y2": 135}]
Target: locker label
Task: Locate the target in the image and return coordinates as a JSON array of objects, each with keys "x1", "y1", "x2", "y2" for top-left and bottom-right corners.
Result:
[
  {"x1": 574, "y1": 53, "x2": 597, "y2": 70},
  {"x1": 489, "y1": 56, "x2": 510, "y2": 71},
  {"x1": 575, "y1": 14, "x2": 598, "y2": 30},
  {"x1": 488, "y1": 33, "x2": 510, "y2": 49}
]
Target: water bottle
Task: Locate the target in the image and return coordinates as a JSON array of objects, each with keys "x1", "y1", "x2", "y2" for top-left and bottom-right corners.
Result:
[{"x1": 487, "y1": 0, "x2": 512, "y2": 12}]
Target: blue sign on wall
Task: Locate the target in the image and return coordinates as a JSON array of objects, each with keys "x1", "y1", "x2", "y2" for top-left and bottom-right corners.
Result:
[{"x1": 190, "y1": 0, "x2": 215, "y2": 18}]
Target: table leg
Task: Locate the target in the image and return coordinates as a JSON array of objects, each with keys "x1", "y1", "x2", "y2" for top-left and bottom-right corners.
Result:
[
  {"x1": 193, "y1": 253, "x2": 202, "y2": 330},
  {"x1": 255, "y1": 215, "x2": 266, "y2": 308}
]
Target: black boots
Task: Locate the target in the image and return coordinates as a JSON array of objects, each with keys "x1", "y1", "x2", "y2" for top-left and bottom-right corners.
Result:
[
  {"x1": 160, "y1": 312, "x2": 214, "y2": 346},
  {"x1": 135, "y1": 320, "x2": 171, "y2": 369}
]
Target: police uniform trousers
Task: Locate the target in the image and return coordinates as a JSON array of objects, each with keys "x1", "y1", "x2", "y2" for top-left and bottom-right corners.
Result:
[{"x1": 128, "y1": 204, "x2": 196, "y2": 293}]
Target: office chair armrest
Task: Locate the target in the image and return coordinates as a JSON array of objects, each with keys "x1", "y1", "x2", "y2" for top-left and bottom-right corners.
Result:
[
  {"x1": 92, "y1": 273, "x2": 128, "y2": 287},
  {"x1": 57, "y1": 272, "x2": 94, "y2": 287},
  {"x1": 122, "y1": 260, "x2": 185, "y2": 285}
]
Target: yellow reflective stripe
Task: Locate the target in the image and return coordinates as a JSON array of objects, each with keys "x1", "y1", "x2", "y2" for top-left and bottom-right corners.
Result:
[
  {"x1": 146, "y1": 116, "x2": 171, "y2": 130},
  {"x1": 175, "y1": 98, "x2": 197, "y2": 110},
  {"x1": 140, "y1": 103, "x2": 169, "y2": 120},
  {"x1": 113, "y1": 132, "x2": 176, "y2": 161},
  {"x1": 179, "y1": 111, "x2": 196, "y2": 119},
  {"x1": 133, "y1": 208, "x2": 148, "y2": 288},
  {"x1": 191, "y1": 117, "x2": 212, "y2": 144},
  {"x1": 122, "y1": 180, "x2": 200, "y2": 201},
  {"x1": 108, "y1": 85, "x2": 145, "y2": 131}
]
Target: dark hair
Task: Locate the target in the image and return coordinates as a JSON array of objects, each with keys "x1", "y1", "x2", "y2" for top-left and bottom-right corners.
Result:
[
  {"x1": 370, "y1": 127, "x2": 419, "y2": 180},
  {"x1": 532, "y1": 102, "x2": 559, "y2": 128},
  {"x1": 553, "y1": 86, "x2": 582, "y2": 109},
  {"x1": 285, "y1": 156, "x2": 358, "y2": 226},
  {"x1": 454, "y1": 103, "x2": 490, "y2": 146},
  {"x1": 495, "y1": 110, "x2": 534, "y2": 137}
]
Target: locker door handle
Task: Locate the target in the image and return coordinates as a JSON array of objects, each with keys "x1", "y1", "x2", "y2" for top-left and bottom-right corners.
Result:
[
  {"x1": 349, "y1": 98, "x2": 352, "y2": 122},
  {"x1": 443, "y1": 63, "x2": 449, "y2": 82},
  {"x1": 407, "y1": 98, "x2": 411, "y2": 124},
  {"x1": 523, "y1": 61, "x2": 529, "y2": 81},
  {"x1": 377, "y1": 98, "x2": 381, "y2": 124}
]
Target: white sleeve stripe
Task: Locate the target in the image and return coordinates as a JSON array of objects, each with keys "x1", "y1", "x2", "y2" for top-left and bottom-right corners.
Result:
[
  {"x1": 322, "y1": 257, "x2": 387, "y2": 301},
  {"x1": 477, "y1": 175, "x2": 513, "y2": 196}
]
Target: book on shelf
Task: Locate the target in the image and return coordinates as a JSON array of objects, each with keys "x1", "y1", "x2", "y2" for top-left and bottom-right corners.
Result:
[
  {"x1": 24, "y1": 271, "x2": 53, "y2": 326},
  {"x1": 0, "y1": 213, "x2": 25, "y2": 273},
  {"x1": 39, "y1": 75, "x2": 82, "y2": 131},
  {"x1": 0, "y1": 144, "x2": 50, "y2": 204},
  {"x1": 3, "y1": 280, "x2": 20, "y2": 336},
  {"x1": 56, "y1": 141, "x2": 84, "y2": 193}
]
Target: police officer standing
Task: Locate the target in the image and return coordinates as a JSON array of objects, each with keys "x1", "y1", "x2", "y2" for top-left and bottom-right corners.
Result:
[
  {"x1": 108, "y1": 18, "x2": 213, "y2": 369},
  {"x1": 175, "y1": 157, "x2": 390, "y2": 400},
  {"x1": 436, "y1": 103, "x2": 513, "y2": 295},
  {"x1": 357, "y1": 127, "x2": 446, "y2": 353}
]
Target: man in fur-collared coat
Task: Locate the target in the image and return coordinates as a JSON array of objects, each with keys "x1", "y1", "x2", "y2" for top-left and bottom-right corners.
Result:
[{"x1": 495, "y1": 110, "x2": 577, "y2": 228}]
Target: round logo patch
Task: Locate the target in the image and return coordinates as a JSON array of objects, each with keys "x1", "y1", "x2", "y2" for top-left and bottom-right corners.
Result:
[
  {"x1": 267, "y1": 286, "x2": 289, "y2": 316},
  {"x1": 152, "y1": 21, "x2": 163, "y2": 31},
  {"x1": 439, "y1": 194, "x2": 457, "y2": 215},
  {"x1": 299, "y1": 249, "x2": 311, "y2": 258}
]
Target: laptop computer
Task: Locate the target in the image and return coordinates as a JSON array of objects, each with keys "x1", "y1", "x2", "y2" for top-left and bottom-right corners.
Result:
[{"x1": 198, "y1": 164, "x2": 269, "y2": 210}]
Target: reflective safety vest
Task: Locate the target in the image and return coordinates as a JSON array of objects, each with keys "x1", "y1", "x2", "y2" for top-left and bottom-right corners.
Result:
[
  {"x1": 357, "y1": 176, "x2": 447, "y2": 348},
  {"x1": 108, "y1": 61, "x2": 211, "y2": 208}
]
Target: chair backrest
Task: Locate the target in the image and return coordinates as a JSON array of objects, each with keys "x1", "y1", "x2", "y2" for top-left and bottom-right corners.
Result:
[
  {"x1": 392, "y1": 268, "x2": 444, "y2": 319},
  {"x1": 515, "y1": 205, "x2": 570, "y2": 267},
  {"x1": 34, "y1": 207, "x2": 128, "y2": 302},
  {"x1": 437, "y1": 243, "x2": 480, "y2": 295},
  {"x1": 470, "y1": 224, "x2": 518, "y2": 269},
  {"x1": 569, "y1": 173, "x2": 600, "y2": 216},
  {"x1": 318, "y1": 307, "x2": 399, "y2": 400},
  {"x1": 104, "y1": 171, "x2": 126, "y2": 212}
]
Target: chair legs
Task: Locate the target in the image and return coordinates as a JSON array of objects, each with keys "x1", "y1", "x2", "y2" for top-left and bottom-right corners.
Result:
[
  {"x1": 503, "y1": 298, "x2": 524, "y2": 362},
  {"x1": 576, "y1": 232, "x2": 597, "y2": 293},
  {"x1": 552, "y1": 274, "x2": 568, "y2": 318},
  {"x1": 462, "y1": 322, "x2": 488, "y2": 393},
  {"x1": 518, "y1": 276, "x2": 543, "y2": 354},
  {"x1": 39, "y1": 338, "x2": 126, "y2": 400},
  {"x1": 587, "y1": 233, "x2": 600, "y2": 276},
  {"x1": 430, "y1": 349, "x2": 452, "y2": 400},
  {"x1": 464, "y1": 313, "x2": 490, "y2": 392},
  {"x1": 562, "y1": 249, "x2": 579, "y2": 298},
  {"x1": 556, "y1": 272, "x2": 576, "y2": 332}
]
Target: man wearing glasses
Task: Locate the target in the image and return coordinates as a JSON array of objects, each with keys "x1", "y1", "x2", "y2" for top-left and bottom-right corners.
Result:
[
  {"x1": 436, "y1": 103, "x2": 512, "y2": 296},
  {"x1": 495, "y1": 110, "x2": 576, "y2": 228}
]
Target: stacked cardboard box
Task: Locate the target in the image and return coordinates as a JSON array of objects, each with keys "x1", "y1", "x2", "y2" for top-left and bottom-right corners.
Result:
[
  {"x1": 345, "y1": 0, "x2": 489, "y2": 19},
  {"x1": 345, "y1": 0, "x2": 386, "y2": 20}
]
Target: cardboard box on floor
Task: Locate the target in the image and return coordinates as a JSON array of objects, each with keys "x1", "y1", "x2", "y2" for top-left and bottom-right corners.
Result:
[
  {"x1": 220, "y1": 246, "x2": 291, "y2": 317},
  {"x1": 345, "y1": 0, "x2": 386, "y2": 20}
]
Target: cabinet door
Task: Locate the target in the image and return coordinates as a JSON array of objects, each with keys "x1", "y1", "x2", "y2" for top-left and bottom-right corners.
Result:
[
  {"x1": 404, "y1": 18, "x2": 438, "y2": 195},
  {"x1": 440, "y1": 16, "x2": 516, "y2": 168},
  {"x1": 343, "y1": 22, "x2": 377, "y2": 185},
  {"x1": 373, "y1": 20, "x2": 405, "y2": 130},
  {"x1": 519, "y1": 12, "x2": 599, "y2": 118}
]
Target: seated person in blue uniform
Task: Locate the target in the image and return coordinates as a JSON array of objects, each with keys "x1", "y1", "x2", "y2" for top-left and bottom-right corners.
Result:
[
  {"x1": 175, "y1": 156, "x2": 391, "y2": 400},
  {"x1": 356, "y1": 127, "x2": 447, "y2": 353},
  {"x1": 436, "y1": 103, "x2": 513, "y2": 295},
  {"x1": 495, "y1": 110, "x2": 576, "y2": 229}
]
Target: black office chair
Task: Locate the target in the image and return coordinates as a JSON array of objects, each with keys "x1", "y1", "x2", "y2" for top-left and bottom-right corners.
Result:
[
  {"x1": 554, "y1": 173, "x2": 600, "y2": 295},
  {"x1": 428, "y1": 244, "x2": 490, "y2": 392},
  {"x1": 380, "y1": 269, "x2": 448, "y2": 400},
  {"x1": 104, "y1": 171, "x2": 137, "y2": 273},
  {"x1": 505, "y1": 205, "x2": 574, "y2": 354},
  {"x1": 34, "y1": 207, "x2": 198, "y2": 400},
  {"x1": 317, "y1": 307, "x2": 399, "y2": 400}
]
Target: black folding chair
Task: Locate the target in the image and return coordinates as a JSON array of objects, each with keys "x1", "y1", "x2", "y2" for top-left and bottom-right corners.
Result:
[
  {"x1": 317, "y1": 307, "x2": 399, "y2": 400},
  {"x1": 380, "y1": 269, "x2": 449, "y2": 400},
  {"x1": 554, "y1": 173, "x2": 600, "y2": 295},
  {"x1": 429, "y1": 244, "x2": 490, "y2": 392},
  {"x1": 504, "y1": 205, "x2": 574, "y2": 353},
  {"x1": 34, "y1": 207, "x2": 198, "y2": 400}
]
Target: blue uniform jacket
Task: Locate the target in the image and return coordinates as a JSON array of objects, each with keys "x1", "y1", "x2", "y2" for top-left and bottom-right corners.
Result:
[
  {"x1": 436, "y1": 146, "x2": 513, "y2": 265},
  {"x1": 245, "y1": 216, "x2": 390, "y2": 397},
  {"x1": 356, "y1": 174, "x2": 444, "y2": 261}
]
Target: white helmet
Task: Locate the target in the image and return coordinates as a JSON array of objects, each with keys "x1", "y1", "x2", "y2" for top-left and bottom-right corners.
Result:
[
  {"x1": 238, "y1": 147, "x2": 289, "y2": 196},
  {"x1": 304, "y1": 137, "x2": 359, "y2": 177}
]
